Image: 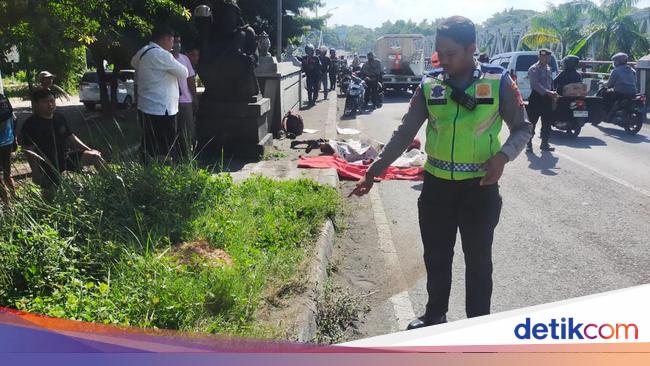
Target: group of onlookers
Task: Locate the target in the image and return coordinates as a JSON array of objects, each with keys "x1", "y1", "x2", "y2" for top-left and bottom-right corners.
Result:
[{"x1": 0, "y1": 24, "x2": 201, "y2": 207}]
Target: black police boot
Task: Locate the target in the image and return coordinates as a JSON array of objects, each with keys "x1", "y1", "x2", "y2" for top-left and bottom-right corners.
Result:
[
  {"x1": 526, "y1": 141, "x2": 533, "y2": 153},
  {"x1": 540, "y1": 142, "x2": 555, "y2": 151},
  {"x1": 406, "y1": 314, "x2": 448, "y2": 330}
]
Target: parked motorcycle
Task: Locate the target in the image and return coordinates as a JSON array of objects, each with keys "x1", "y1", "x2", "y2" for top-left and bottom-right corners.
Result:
[
  {"x1": 338, "y1": 66, "x2": 352, "y2": 97},
  {"x1": 343, "y1": 75, "x2": 366, "y2": 117},
  {"x1": 551, "y1": 96, "x2": 591, "y2": 138},
  {"x1": 595, "y1": 85, "x2": 646, "y2": 135}
]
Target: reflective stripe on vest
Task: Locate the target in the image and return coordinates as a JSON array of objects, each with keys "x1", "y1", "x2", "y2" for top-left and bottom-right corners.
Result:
[{"x1": 421, "y1": 72, "x2": 503, "y2": 181}]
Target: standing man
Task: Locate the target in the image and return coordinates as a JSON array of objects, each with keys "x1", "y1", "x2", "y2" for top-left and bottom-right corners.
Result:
[
  {"x1": 301, "y1": 44, "x2": 321, "y2": 107},
  {"x1": 318, "y1": 47, "x2": 332, "y2": 100},
  {"x1": 131, "y1": 25, "x2": 188, "y2": 162},
  {"x1": 173, "y1": 35, "x2": 198, "y2": 157},
  {"x1": 526, "y1": 49, "x2": 557, "y2": 152},
  {"x1": 361, "y1": 52, "x2": 383, "y2": 109},
  {"x1": 329, "y1": 48, "x2": 339, "y2": 92},
  {"x1": 350, "y1": 16, "x2": 532, "y2": 330}
]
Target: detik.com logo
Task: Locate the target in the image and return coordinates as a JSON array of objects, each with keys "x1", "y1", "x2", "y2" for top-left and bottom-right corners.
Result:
[{"x1": 514, "y1": 318, "x2": 639, "y2": 340}]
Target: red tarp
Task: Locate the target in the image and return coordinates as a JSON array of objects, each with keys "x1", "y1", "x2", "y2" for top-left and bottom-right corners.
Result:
[{"x1": 298, "y1": 155, "x2": 424, "y2": 181}]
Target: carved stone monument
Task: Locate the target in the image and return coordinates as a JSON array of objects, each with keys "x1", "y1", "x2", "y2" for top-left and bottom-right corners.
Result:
[{"x1": 194, "y1": 1, "x2": 272, "y2": 159}]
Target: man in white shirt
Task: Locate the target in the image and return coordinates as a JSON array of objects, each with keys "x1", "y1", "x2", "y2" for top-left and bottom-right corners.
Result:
[
  {"x1": 172, "y1": 35, "x2": 198, "y2": 157},
  {"x1": 131, "y1": 25, "x2": 188, "y2": 161}
]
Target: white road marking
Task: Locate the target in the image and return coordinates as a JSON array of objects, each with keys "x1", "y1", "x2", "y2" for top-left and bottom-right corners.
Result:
[
  {"x1": 369, "y1": 188, "x2": 417, "y2": 331},
  {"x1": 554, "y1": 150, "x2": 650, "y2": 199}
]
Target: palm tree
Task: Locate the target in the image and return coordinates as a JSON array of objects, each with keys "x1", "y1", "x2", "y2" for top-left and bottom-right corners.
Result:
[
  {"x1": 570, "y1": 0, "x2": 650, "y2": 60},
  {"x1": 521, "y1": 1, "x2": 593, "y2": 57}
]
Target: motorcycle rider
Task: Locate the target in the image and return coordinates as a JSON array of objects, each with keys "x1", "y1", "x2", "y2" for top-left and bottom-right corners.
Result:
[
  {"x1": 361, "y1": 52, "x2": 383, "y2": 109},
  {"x1": 352, "y1": 54, "x2": 362, "y2": 71},
  {"x1": 603, "y1": 53, "x2": 638, "y2": 112},
  {"x1": 301, "y1": 44, "x2": 321, "y2": 107},
  {"x1": 329, "y1": 49, "x2": 339, "y2": 92},
  {"x1": 318, "y1": 46, "x2": 332, "y2": 100},
  {"x1": 554, "y1": 55, "x2": 582, "y2": 96}
]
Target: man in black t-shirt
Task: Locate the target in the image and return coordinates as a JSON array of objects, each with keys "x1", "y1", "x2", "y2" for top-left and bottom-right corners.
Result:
[{"x1": 21, "y1": 89, "x2": 106, "y2": 189}]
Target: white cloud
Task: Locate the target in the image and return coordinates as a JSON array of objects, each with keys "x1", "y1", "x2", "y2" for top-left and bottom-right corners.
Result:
[{"x1": 319, "y1": 0, "x2": 650, "y2": 28}]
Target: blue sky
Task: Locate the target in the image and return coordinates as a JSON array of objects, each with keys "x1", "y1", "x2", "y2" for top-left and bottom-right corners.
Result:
[{"x1": 316, "y1": 0, "x2": 650, "y2": 28}]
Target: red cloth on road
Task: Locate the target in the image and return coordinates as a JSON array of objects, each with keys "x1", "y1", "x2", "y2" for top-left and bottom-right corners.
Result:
[{"x1": 298, "y1": 155, "x2": 424, "y2": 181}]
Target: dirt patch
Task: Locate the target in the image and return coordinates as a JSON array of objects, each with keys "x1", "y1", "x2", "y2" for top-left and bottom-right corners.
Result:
[{"x1": 172, "y1": 240, "x2": 233, "y2": 268}]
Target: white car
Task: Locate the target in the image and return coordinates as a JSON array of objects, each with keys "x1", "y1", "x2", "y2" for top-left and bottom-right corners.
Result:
[
  {"x1": 490, "y1": 51, "x2": 559, "y2": 101},
  {"x1": 79, "y1": 70, "x2": 135, "y2": 110}
]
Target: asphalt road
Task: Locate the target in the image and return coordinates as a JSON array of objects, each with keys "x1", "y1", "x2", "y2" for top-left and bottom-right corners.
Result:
[{"x1": 334, "y1": 90, "x2": 650, "y2": 338}]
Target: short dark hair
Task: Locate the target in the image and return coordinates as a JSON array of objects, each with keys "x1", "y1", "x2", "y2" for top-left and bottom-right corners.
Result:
[
  {"x1": 31, "y1": 89, "x2": 55, "y2": 103},
  {"x1": 436, "y1": 16, "x2": 476, "y2": 47},
  {"x1": 151, "y1": 24, "x2": 175, "y2": 42}
]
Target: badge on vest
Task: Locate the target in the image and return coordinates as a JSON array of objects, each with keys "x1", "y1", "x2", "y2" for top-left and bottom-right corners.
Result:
[
  {"x1": 428, "y1": 85, "x2": 448, "y2": 105},
  {"x1": 475, "y1": 83, "x2": 494, "y2": 104}
]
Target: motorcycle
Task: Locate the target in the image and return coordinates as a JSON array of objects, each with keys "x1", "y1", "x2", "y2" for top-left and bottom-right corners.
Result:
[
  {"x1": 595, "y1": 84, "x2": 646, "y2": 135},
  {"x1": 551, "y1": 96, "x2": 591, "y2": 138},
  {"x1": 338, "y1": 66, "x2": 352, "y2": 97},
  {"x1": 343, "y1": 74, "x2": 366, "y2": 117}
]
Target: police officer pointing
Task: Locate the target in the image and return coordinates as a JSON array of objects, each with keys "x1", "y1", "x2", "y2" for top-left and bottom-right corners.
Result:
[
  {"x1": 526, "y1": 49, "x2": 557, "y2": 152},
  {"x1": 350, "y1": 16, "x2": 532, "y2": 330}
]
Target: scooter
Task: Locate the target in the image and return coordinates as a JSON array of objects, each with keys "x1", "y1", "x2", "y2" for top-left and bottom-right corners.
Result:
[
  {"x1": 551, "y1": 96, "x2": 590, "y2": 138},
  {"x1": 343, "y1": 74, "x2": 366, "y2": 117},
  {"x1": 595, "y1": 85, "x2": 646, "y2": 135},
  {"x1": 338, "y1": 66, "x2": 352, "y2": 97}
]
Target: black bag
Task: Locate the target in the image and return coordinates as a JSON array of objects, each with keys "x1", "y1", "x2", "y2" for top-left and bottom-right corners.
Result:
[
  {"x1": 0, "y1": 93, "x2": 13, "y2": 122},
  {"x1": 283, "y1": 111, "x2": 304, "y2": 136}
]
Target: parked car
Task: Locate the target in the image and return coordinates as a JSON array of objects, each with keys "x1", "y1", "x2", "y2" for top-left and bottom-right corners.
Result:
[
  {"x1": 79, "y1": 70, "x2": 135, "y2": 110},
  {"x1": 490, "y1": 51, "x2": 559, "y2": 101}
]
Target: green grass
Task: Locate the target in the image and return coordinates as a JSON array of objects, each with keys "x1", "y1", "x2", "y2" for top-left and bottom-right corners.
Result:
[{"x1": 0, "y1": 161, "x2": 340, "y2": 336}]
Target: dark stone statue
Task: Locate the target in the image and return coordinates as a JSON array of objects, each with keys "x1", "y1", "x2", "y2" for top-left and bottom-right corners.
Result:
[{"x1": 194, "y1": 1, "x2": 260, "y2": 103}]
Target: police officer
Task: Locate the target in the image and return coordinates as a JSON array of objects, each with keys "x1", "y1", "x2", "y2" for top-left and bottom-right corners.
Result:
[
  {"x1": 350, "y1": 16, "x2": 532, "y2": 330},
  {"x1": 604, "y1": 53, "x2": 637, "y2": 111},
  {"x1": 526, "y1": 49, "x2": 557, "y2": 152},
  {"x1": 329, "y1": 48, "x2": 339, "y2": 92},
  {"x1": 318, "y1": 47, "x2": 332, "y2": 100},
  {"x1": 361, "y1": 52, "x2": 383, "y2": 109},
  {"x1": 301, "y1": 44, "x2": 321, "y2": 107}
]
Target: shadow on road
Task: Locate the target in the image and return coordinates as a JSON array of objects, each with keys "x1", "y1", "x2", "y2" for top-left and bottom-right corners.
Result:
[
  {"x1": 594, "y1": 125, "x2": 650, "y2": 144},
  {"x1": 548, "y1": 130, "x2": 607, "y2": 149},
  {"x1": 411, "y1": 182, "x2": 423, "y2": 192},
  {"x1": 526, "y1": 151, "x2": 560, "y2": 176},
  {"x1": 383, "y1": 90, "x2": 413, "y2": 104}
]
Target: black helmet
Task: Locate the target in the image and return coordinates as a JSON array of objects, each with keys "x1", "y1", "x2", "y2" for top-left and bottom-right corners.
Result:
[
  {"x1": 562, "y1": 55, "x2": 580, "y2": 70},
  {"x1": 611, "y1": 52, "x2": 629, "y2": 66},
  {"x1": 305, "y1": 43, "x2": 315, "y2": 55}
]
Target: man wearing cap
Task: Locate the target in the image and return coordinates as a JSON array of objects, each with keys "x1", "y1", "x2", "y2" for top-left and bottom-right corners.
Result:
[
  {"x1": 526, "y1": 49, "x2": 557, "y2": 152},
  {"x1": 34, "y1": 71, "x2": 71, "y2": 102},
  {"x1": 361, "y1": 52, "x2": 383, "y2": 109}
]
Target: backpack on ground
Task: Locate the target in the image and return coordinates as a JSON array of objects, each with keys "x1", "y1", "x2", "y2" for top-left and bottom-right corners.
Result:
[{"x1": 282, "y1": 111, "x2": 304, "y2": 136}]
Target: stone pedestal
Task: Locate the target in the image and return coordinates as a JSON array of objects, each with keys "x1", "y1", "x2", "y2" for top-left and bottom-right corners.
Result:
[
  {"x1": 256, "y1": 61, "x2": 303, "y2": 136},
  {"x1": 196, "y1": 97, "x2": 273, "y2": 159}
]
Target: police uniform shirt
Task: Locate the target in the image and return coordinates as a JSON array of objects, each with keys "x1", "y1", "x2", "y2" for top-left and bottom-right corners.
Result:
[
  {"x1": 528, "y1": 61, "x2": 554, "y2": 96},
  {"x1": 366, "y1": 62, "x2": 533, "y2": 179}
]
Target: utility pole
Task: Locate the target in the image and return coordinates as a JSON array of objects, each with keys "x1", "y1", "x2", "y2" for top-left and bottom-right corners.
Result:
[{"x1": 277, "y1": 0, "x2": 282, "y2": 61}]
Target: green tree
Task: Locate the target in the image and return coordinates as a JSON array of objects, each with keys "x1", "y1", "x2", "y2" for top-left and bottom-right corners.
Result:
[
  {"x1": 570, "y1": 0, "x2": 650, "y2": 60},
  {"x1": 521, "y1": 1, "x2": 592, "y2": 57}
]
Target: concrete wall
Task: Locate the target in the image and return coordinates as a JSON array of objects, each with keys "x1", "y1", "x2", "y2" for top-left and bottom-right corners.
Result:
[{"x1": 256, "y1": 61, "x2": 302, "y2": 136}]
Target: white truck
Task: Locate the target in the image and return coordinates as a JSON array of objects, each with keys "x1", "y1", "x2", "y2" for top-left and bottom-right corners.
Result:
[{"x1": 375, "y1": 34, "x2": 426, "y2": 91}]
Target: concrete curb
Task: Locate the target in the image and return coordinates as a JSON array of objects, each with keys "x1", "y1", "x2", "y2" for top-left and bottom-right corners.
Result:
[
  {"x1": 294, "y1": 219, "x2": 336, "y2": 342},
  {"x1": 293, "y1": 96, "x2": 341, "y2": 343}
]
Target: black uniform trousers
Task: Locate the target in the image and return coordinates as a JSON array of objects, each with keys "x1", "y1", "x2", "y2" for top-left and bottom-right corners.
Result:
[
  {"x1": 525, "y1": 91, "x2": 553, "y2": 144},
  {"x1": 329, "y1": 71, "x2": 337, "y2": 91},
  {"x1": 306, "y1": 73, "x2": 320, "y2": 104},
  {"x1": 418, "y1": 172, "x2": 502, "y2": 319}
]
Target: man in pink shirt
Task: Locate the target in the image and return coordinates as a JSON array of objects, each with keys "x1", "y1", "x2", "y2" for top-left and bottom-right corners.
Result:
[{"x1": 173, "y1": 35, "x2": 198, "y2": 156}]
